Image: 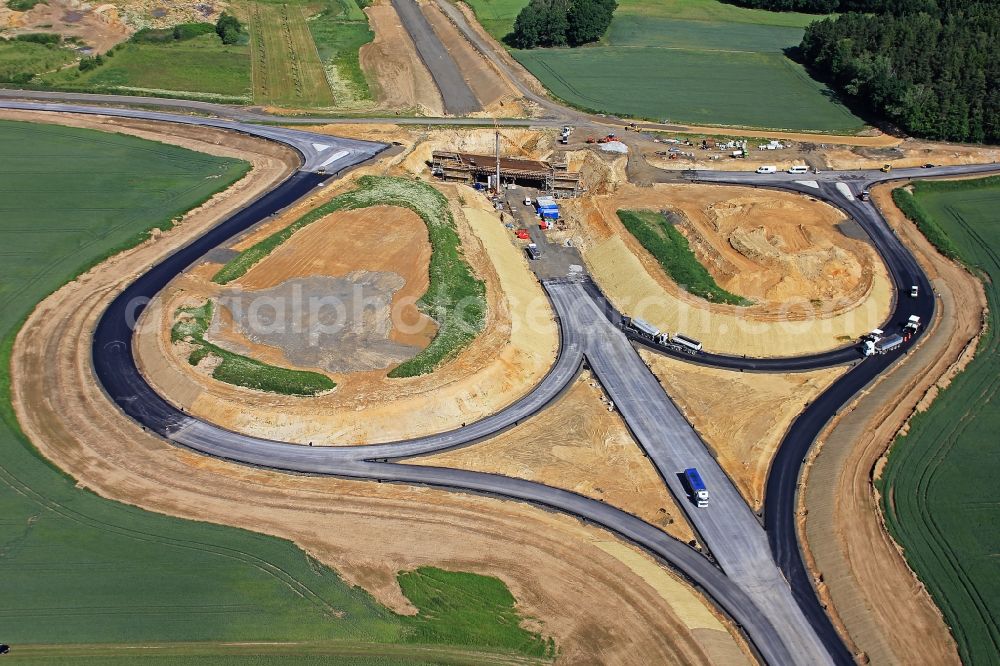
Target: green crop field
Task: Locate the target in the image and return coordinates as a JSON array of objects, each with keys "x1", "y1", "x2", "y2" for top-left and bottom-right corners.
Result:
[
  {"x1": 879, "y1": 177, "x2": 1000, "y2": 665},
  {"x1": 466, "y1": 0, "x2": 864, "y2": 132},
  {"x1": 38, "y1": 33, "x2": 252, "y2": 102},
  {"x1": 0, "y1": 120, "x2": 549, "y2": 662},
  {"x1": 617, "y1": 210, "x2": 750, "y2": 305}
]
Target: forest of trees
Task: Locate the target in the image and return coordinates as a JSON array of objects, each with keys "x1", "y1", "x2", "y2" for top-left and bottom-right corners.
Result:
[
  {"x1": 798, "y1": 0, "x2": 999, "y2": 142},
  {"x1": 508, "y1": 0, "x2": 617, "y2": 49}
]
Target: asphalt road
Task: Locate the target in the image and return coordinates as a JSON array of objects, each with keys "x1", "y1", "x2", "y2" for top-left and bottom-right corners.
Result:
[
  {"x1": 390, "y1": 0, "x2": 480, "y2": 115},
  {"x1": 0, "y1": 100, "x2": 387, "y2": 172},
  {"x1": 13, "y1": 96, "x2": 1000, "y2": 664}
]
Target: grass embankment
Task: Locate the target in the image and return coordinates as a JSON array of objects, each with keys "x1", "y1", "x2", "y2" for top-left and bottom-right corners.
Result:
[
  {"x1": 0, "y1": 36, "x2": 75, "y2": 84},
  {"x1": 878, "y1": 176, "x2": 1000, "y2": 665},
  {"x1": 214, "y1": 176, "x2": 486, "y2": 378},
  {"x1": 0, "y1": 119, "x2": 552, "y2": 662},
  {"x1": 171, "y1": 301, "x2": 336, "y2": 396},
  {"x1": 399, "y1": 567, "x2": 556, "y2": 658},
  {"x1": 307, "y1": 0, "x2": 376, "y2": 107},
  {"x1": 617, "y1": 209, "x2": 751, "y2": 305},
  {"x1": 466, "y1": 0, "x2": 863, "y2": 132}
]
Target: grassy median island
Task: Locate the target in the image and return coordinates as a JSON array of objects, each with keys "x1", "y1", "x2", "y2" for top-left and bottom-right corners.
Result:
[
  {"x1": 617, "y1": 209, "x2": 751, "y2": 306},
  {"x1": 0, "y1": 120, "x2": 552, "y2": 662},
  {"x1": 214, "y1": 176, "x2": 486, "y2": 378},
  {"x1": 171, "y1": 300, "x2": 336, "y2": 396},
  {"x1": 878, "y1": 176, "x2": 1000, "y2": 665}
]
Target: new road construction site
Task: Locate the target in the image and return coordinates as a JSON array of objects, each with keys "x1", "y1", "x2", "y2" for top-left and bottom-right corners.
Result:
[{"x1": 1, "y1": 1, "x2": 998, "y2": 664}]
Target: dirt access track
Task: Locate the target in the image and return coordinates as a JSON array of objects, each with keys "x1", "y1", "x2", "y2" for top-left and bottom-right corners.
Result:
[
  {"x1": 9, "y1": 110, "x2": 751, "y2": 665},
  {"x1": 565, "y1": 183, "x2": 892, "y2": 357},
  {"x1": 798, "y1": 182, "x2": 986, "y2": 665}
]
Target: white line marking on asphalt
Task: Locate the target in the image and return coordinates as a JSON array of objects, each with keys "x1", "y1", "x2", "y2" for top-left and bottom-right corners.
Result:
[
  {"x1": 835, "y1": 182, "x2": 855, "y2": 201},
  {"x1": 320, "y1": 150, "x2": 351, "y2": 167},
  {"x1": 796, "y1": 180, "x2": 819, "y2": 189},
  {"x1": 311, "y1": 142, "x2": 333, "y2": 151}
]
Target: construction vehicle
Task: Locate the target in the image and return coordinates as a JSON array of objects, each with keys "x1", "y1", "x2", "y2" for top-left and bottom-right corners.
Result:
[
  {"x1": 910, "y1": 285, "x2": 919, "y2": 297},
  {"x1": 526, "y1": 243, "x2": 541, "y2": 260},
  {"x1": 684, "y1": 468, "x2": 710, "y2": 508},
  {"x1": 668, "y1": 333, "x2": 703, "y2": 355},
  {"x1": 523, "y1": 195, "x2": 532, "y2": 206},
  {"x1": 865, "y1": 333, "x2": 904, "y2": 356},
  {"x1": 623, "y1": 316, "x2": 661, "y2": 341},
  {"x1": 903, "y1": 315, "x2": 921, "y2": 340},
  {"x1": 860, "y1": 190, "x2": 871, "y2": 201},
  {"x1": 881, "y1": 164, "x2": 892, "y2": 173}
]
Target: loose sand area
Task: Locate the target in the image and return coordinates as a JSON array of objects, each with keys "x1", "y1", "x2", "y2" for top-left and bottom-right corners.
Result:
[
  {"x1": 9, "y1": 113, "x2": 750, "y2": 665},
  {"x1": 642, "y1": 351, "x2": 847, "y2": 510},
  {"x1": 137, "y1": 177, "x2": 560, "y2": 445},
  {"x1": 797, "y1": 182, "x2": 984, "y2": 665},
  {"x1": 564, "y1": 183, "x2": 892, "y2": 356},
  {"x1": 416, "y1": 371, "x2": 697, "y2": 545},
  {"x1": 821, "y1": 138, "x2": 1000, "y2": 171},
  {"x1": 360, "y1": 2, "x2": 444, "y2": 115}
]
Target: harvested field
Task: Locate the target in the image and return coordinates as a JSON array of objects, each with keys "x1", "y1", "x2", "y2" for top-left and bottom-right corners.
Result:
[
  {"x1": 246, "y1": 0, "x2": 334, "y2": 107},
  {"x1": 137, "y1": 188, "x2": 560, "y2": 445},
  {"x1": 360, "y1": 2, "x2": 442, "y2": 114},
  {"x1": 417, "y1": 371, "x2": 697, "y2": 544},
  {"x1": 642, "y1": 351, "x2": 846, "y2": 509},
  {"x1": 800, "y1": 180, "x2": 986, "y2": 665},
  {"x1": 7, "y1": 114, "x2": 750, "y2": 664},
  {"x1": 565, "y1": 183, "x2": 891, "y2": 356}
]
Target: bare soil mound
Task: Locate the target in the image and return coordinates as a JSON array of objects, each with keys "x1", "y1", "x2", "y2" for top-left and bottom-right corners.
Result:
[{"x1": 565, "y1": 183, "x2": 892, "y2": 356}]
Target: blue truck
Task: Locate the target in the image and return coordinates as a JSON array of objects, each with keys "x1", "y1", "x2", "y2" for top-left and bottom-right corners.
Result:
[{"x1": 684, "y1": 468, "x2": 709, "y2": 508}]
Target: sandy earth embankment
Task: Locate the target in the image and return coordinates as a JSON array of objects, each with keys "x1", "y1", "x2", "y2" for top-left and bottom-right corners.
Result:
[
  {"x1": 136, "y1": 175, "x2": 560, "y2": 444},
  {"x1": 10, "y1": 114, "x2": 752, "y2": 666},
  {"x1": 565, "y1": 183, "x2": 892, "y2": 357},
  {"x1": 415, "y1": 371, "x2": 698, "y2": 545},
  {"x1": 642, "y1": 353, "x2": 847, "y2": 510},
  {"x1": 798, "y1": 182, "x2": 984, "y2": 665}
]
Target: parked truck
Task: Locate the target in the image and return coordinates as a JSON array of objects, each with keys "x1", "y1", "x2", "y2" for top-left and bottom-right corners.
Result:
[
  {"x1": 684, "y1": 468, "x2": 709, "y2": 508},
  {"x1": 526, "y1": 243, "x2": 541, "y2": 260}
]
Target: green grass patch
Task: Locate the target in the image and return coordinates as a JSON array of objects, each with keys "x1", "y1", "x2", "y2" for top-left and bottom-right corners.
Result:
[
  {"x1": 7, "y1": 0, "x2": 47, "y2": 10},
  {"x1": 171, "y1": 300, "x2": 337, "y2": 396},
  {"x1": 0, "y1": 38, "x2": 74, "y2": 83},
  {"x1": 38, "y1": 32, "x2": 251, "y2": 102},
  {"x1": 878, "y1": 176, "x2": 1000, "y2": 666},
  {"x1": 617, "y1": 209, "x2": 751, "y2": 305},
  {"x1": 398, "y1": 567, "x2": 556, "y2": 659},
  {"x1": 213, "y1": 176, "x2": 486, "y2": 378},
  {"x1": 308, "y1": 2, "x2": 375, "y2": 105},
  {"x1": 0, "y1": 118, "x2": 552, "y2": 661}
]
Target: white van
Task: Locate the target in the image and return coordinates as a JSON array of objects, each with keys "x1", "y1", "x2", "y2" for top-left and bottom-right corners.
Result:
[
  {"x1": 756, "y1": 165, "x2": 777, "y2": 174},
  {"x1": 787, "y1": 165, "x2": 809, "y2": 174}
]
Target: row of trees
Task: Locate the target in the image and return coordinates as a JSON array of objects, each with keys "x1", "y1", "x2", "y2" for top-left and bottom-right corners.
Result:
[
  {"x1": 799, "y1": 1, "x2": 999, "y2": 143},
  {"x1": 507, "y1": 0, "x2": 617, "y2": 49}
]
